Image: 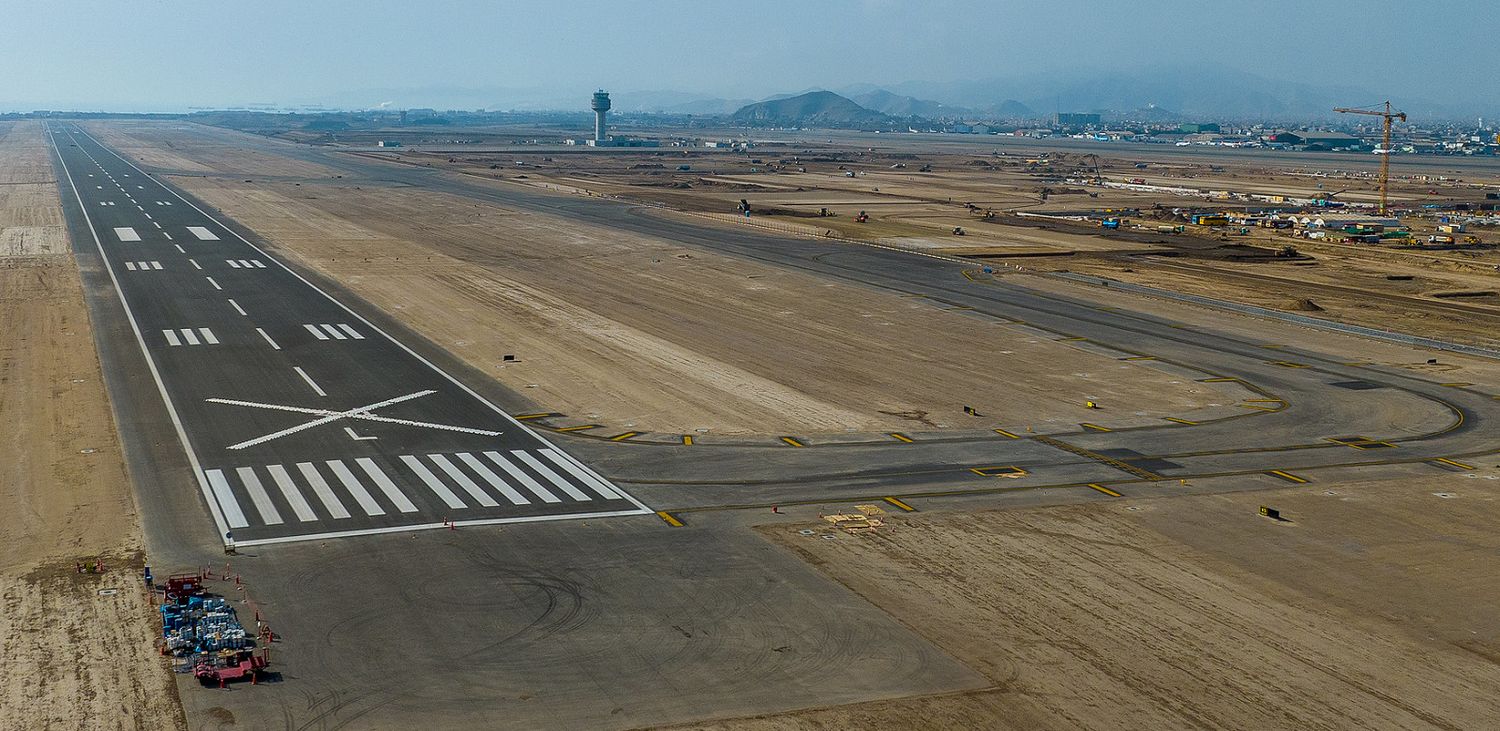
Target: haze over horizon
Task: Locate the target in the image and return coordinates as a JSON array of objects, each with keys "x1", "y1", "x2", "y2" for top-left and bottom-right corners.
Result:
[{"x1": 5, "y1": 0, "x2": 1492, "y2": 118}]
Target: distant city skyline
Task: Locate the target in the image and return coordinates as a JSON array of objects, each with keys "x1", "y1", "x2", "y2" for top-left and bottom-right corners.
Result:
[{"x1": 4, "y1": 0, "x2": 1491, "y2": 118}]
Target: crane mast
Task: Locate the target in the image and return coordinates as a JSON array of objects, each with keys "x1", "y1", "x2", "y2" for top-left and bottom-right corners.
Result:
[{"x1": 1333, "y1": 102, "x2": 1407, "y2": 216}]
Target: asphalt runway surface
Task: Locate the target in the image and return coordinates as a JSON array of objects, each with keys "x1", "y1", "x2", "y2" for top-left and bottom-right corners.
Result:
[
  {"x1": 48, "y1": 124, "x2": 651, "y2": 548},
  {"x1": 47, "y1": 121, "x2": 1500, "y2": 728}
]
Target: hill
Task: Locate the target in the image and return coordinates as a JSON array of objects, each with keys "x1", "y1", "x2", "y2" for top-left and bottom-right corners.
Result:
[
  {"x1": 852, "y1": 89, "x2": 965, "y2": 119},
  {"x1": 731, "y1": 91, "x2": 893, "y2": 128}
]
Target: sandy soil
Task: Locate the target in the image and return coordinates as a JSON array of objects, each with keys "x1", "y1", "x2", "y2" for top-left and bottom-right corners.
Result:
[
  {"x1": 657, "y1": 475, "x2": 1500, "y2": 730},
  {"x1": 0, "y1": 120, "x2": 185, "y2": 730},
  {"x1": 83, "y1": 121, "x2": 1225, "y2": 437}
]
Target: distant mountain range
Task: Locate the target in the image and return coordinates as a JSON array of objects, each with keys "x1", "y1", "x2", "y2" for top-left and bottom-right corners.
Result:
[
  {"x1": 282, "y1": 63, "x2": 1492, "y2": 123},
  {"x1": 730, "y1": 91, "x2": 895, "y2": 128}
]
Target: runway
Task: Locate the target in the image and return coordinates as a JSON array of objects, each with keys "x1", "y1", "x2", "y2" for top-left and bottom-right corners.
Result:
[
  {"x1": 47, "y1": 124, "x2": 651, "y2": 546},
  {"x1": 45, "y1": 121, "x2": 1500, "y2": 729}
]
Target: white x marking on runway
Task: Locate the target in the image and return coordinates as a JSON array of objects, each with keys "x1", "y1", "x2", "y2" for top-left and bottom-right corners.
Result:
[{"x1": 206, "y1": 390, "x2": 503, "y2": 450}]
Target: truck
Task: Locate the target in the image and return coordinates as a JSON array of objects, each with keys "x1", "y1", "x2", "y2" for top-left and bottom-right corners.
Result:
[
  {"x1": 1191, "y1": 214, "x2": 1230, "y2": 226},
  {"x1": 1101, "y1": 218, "x2": 1121, "y2": 229}
]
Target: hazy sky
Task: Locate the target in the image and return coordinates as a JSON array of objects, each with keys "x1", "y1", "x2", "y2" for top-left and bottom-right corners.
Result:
[{"x1": 1, "y1": 0, "x2": 1480, "y2": 111}]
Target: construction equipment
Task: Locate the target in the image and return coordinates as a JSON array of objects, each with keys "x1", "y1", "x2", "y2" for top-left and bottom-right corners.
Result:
[
  {"x1": 1333, "y1": 101, "x2": 1407, "y2": 215},
  {"x1": 854, "y1": 210, "x2": 869, "y2": 223},
  {"x1": 1080, "y1": 153, "x2": 1103, "y2": 185}
]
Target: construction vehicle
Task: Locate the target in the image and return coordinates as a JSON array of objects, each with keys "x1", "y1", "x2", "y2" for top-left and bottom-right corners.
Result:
[
  {"x1": 1334, "y1": 102, "x2": 1407, "y2": 216},
  {"x1": 1101, "y1": 218, "x2": 1121, "y2": 229},
  {"x1": 854, "y1": 211, "x2": 869, "y2": 223},
  {"x1": 1428, "y1": 234, "x2": 1455, "y2": 245},
  {"x1": 1156, "y1": 224, "x2": 1185, "y2": 233},
  {"x1": 1464, "y1": 235, "x2": 1482, "y2": 244},
  {"x1": 952, "y1": 226, "x2": 965, "y2": 236}
]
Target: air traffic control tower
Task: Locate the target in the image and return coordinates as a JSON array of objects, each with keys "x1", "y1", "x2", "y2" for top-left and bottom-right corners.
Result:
[{"x1": 591, "y1": 90, "x2": 611, "y2": 143}]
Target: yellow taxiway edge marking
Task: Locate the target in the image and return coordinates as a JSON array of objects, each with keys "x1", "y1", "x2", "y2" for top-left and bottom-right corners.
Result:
[
  {"x1": 1261, "y1": 344, "x2": 1286, "y2": 349},
  {"x1": 884, "y1": 497, "x2": 917, "y2": 512},
  {"x1": 681, "y1": 435, "x2": 694, "y2": 446},
  {"x1": 889, "y1": 432, "x2": 915, "y2": 443},
  {"x1": 1243, "y1": 398, "x2": 1286, "y2": 404},
  {"x1": 1058, "y1": 336, "x2": 1087, "y2": 342},
  {"x1": 514, "y1": 412, "x2": 555, "y2": 420},
  {"x1": 609, "y1": 431, "x2": 640, "y2": 442},
  {"x1": 970, "y1": 465, "x2": 1026, "y2": 477},
  {"x1": 1433, "y1": 457, "x2": 1476, "y2": 470},
  {"x1": 1268, "y1": 361, "x2": 1310, "y2": 368},
  {"x1": 994, "y1": 428, "x2": 1019, "y2": 439},
  {"x1": 1169, "y1": 324, "x2": 1193, "y2": 329},
  {"x1": 556, "y1": 424, "x2": 601, "y2": 432},
  {"x1": 1238, "y1": 403, "x2": 1280, "y2": 411},
  {"x1": 656, "y1": 511, "x2": 684, "y2": 527},
  {"x1": 1441, "y1": 382, "x2": 1474, "y2": 388},
  {"x1": 780, "y1": 436, "x2": 805, "y2": 447},
  {"x1": 1164, "y1": 417, "x2": 1198, "y2": 425},
  {"x1": 1267, "y1": 470, "x2": 1309, "y2": 484},
  {"x1": 1123, "y1": 355, "x2": 1157, "y2": 361},
  {"x1": 944, "y1": 305, "x2": 974, "y2": 311},
  {"x1": 1087, "y1": 483, "x2": 1123, "y2": 497},
  {"x1": 1080, "y1": 423, "x2": 1112, "y2": 432},
  {"x1": 1342, "y1": 361, "x2": 1373, "y2": 366},
  {"x1": 1200, "y1": 377, "x2": 1239, "y2": 383}
]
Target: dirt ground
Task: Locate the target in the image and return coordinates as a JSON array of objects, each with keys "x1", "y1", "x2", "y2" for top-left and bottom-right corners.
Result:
[
  {"x1": 651, "y1": 474, "x2": 1500, "y2": 730},
  {"x1": 0, "y1": 120, "x2": 185, "y2": 730},
  {"x1": 84, "y1": 121, "x2": 1227, "y2": 437}
]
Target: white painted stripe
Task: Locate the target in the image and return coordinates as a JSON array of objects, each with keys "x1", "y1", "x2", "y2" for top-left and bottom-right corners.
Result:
[
  {"x1": 428, "y1": 454, "x2": 500, "y2": 507},
  {"x1": 295, "y1": 462, "x2": 351, "y2": 519},
  {"x1": 143, "y1": 212, "x2": 151, "y2": 219},
  {"x1": 180, "y1": 328, "x2": 200, "y2": 346},
  {"x1": 265, "y1": 465, "x2": 318, "y2": 522},
  {"x1": 152, "y1": 222, "x2": 161, "y2": 228},
  {"x1": 326, "y1": 460, "x2": 385, "y2": 516},
  {"x1": 164, "y1": 232, "x2": 173, "y2": 240},
  {"x1": 125, "y1": 261, "x2": 137, "y2": 271},
  {"x1": 205, "y1": 276, "x2": 221, "y2": 290},
  {"x1": 173, "y1": 243, "x2": 184, "y2": 252},
  {"x1": 293, "y1": 366, "x2": 327, "y2": 396},
  {"x1": 163, "y1": 329, "x2": 181, "y2": 346},
  {"x1": 189, "y1": 258, "x2": 201, "y2": 270},
  {"x1": 187, "y1": 226, "x2": 219, "y2": 240},
  {"x1": 251, "y1": 260, "x2": 266, "y2": 268},
  {"x1": 151, "y1": 261, "x2": 162, "y2": 270},
  {"x1": 227, "y1": 259, "x2": 241, "y2": 268},
  {"x1": 513, "y1": 451, "x2": 590, "y2": 501},
  {"x1": 256, "y1": 328, "x2": 280, "y2": 350},
  {"x1": 540, "y1": 449, "x2": 621, "y2": 499},
  {"x1": 113, "y1": 227, "x2": 140, "y2": 242},
  {"x1": 483, "y1": 451, "x2": 561, "y2": 503},
  {"x1": 337, "y1": 323, "x2": 365, "y2": 339},
  {"x1": 204, "y1": 470, "x2": 250, "y2": 528},
  {"x1": 399, "y1": 456, "x2": 467, "y2": 509},
  {"x1": 228, "y1": 299, "x2": 246, "y2": 316},
  {"x1": 355, "y1": 458, "x2": 418, "y2": 513},
  {"x1": 457, "y1": 452, "x2": 528, "y2": 505},
  {"x1": 238, "y1": 260, "x2": 254, "y2": 268},
  {"x1": 304, "y1": 324, "x2": 329, "y2": 340},
  {"x1": 198, "y1": 328, "x2": 218, "y2": 345},
  {"x1": 321, "y1": 324, "x2": 348, "y2": 340},
  {"x1": 235, "y1": 467, "x2": 284, "y2": 526}
]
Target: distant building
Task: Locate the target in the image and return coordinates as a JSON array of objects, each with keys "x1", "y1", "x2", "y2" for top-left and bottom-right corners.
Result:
[{"x1": 1179, "y1": 123, "x2": 1221, "y2": 134}]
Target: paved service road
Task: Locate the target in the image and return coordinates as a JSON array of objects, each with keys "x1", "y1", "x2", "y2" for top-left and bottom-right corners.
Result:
[{"x1": 48, "y1": 124, "x2": 651, "y2": 546}]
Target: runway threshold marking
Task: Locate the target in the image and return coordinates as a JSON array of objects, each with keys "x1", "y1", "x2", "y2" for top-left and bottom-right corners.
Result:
[
  {"x1": 656, "y1": 511, "x2": 684, "y2": 527},
  {"x1": 888, "y1": 432, "x2": 915, "y2": 443},
  {"x1": 608, "y1": 431, "x2": 640, "y2": 442},
  {"x1": 883, "y1": 497, "x2": 916, "y2": 512},
  {"x1": 1086, "y1": 483, "x2": 1123, "y2": 497},
  {"x1": 1431, "y1": 457, "x2": 1476, "y2": 470},
  {"x1": 1267, "y1": 470, "x2": 1309, "y2": 484},
  {"x1": 780, "y1": 436, "x2": 805, "y2": 447},
  {"x1": 994, "y1": 428, "x2": 1019, "y2": 439}
]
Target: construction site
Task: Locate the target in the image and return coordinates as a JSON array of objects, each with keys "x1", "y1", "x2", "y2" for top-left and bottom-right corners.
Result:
[{"x1": 8, "y1": 86, "x2": 1500, "y2": 730}]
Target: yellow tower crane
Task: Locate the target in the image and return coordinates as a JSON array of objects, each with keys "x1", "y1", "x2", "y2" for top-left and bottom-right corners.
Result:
[{"x1": 1333, "y1": 101, "x2": 1407, "y2": 216}]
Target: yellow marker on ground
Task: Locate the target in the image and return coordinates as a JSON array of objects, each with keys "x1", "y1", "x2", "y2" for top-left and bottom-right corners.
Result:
[
  {"x1": 888, "y1": 432, "x2": 915, "y2": 443},
  {"x1": 1087, "y1": 483, "x2": 1123, "y2": 497},
  {"x1": 1433, "y1": 457, "x2": 1476, "y2": 470},
  {"x1": 681, "y1": 435, "x2": 694, "y2": 446},
  {"x1": 994, "y1": 428, "x2": 1019, "y2": 439},
  {"x1": 556, "y1": 424, "x2": 601, "y2": 432},
  {"x1": 1164, "y1": 417, "x2": 1197, "y2": 425},
  {"x1": 883, "y1": 497, "x2": 916, "y2": 512},
  {"x1": 1267, "y1": 470, "x2": 1309, "y2": 484},
  {"x1": 1080, "y1": 422, "x2": 1111, "y2": 432},
  {"x1": 780, "y1": 436, "x2": 805, "y2": 448},
  {"x1": 608, "y1": 431, "x2": 640, "y2": 442},
  {"x1": 655, "y1": 511, "x2": 684, "y2": 527}
]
